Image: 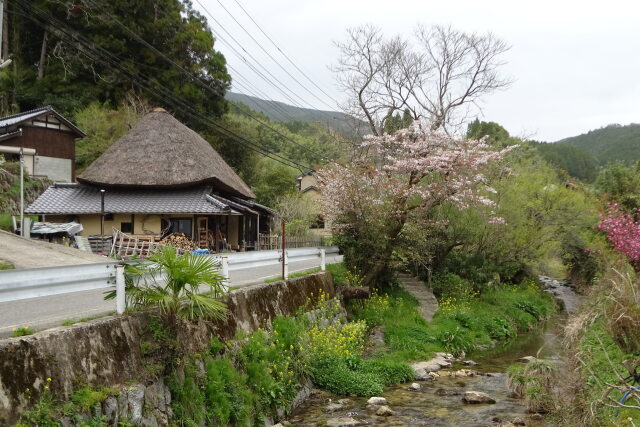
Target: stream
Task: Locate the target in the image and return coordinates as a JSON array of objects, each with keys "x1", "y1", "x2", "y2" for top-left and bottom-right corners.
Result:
[{"x1": 286, "y1": 277, "x2": 581, "y2": 426}]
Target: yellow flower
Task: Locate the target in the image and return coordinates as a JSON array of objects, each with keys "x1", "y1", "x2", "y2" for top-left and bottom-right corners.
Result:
[{"x1": 46, "y1": 377, "x2": 52, "y2": 382}]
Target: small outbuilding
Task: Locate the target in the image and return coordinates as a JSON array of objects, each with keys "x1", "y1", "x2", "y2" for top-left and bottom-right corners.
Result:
[
  {"x1": 0, "y1": 105, "x2": 85, "y2": 182},
  {"x1": 26, "y1": 108, "x2": 273, "y2": 253}
]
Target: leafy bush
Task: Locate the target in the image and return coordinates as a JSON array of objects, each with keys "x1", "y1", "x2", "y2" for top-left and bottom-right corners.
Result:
[
  {"x1": 309, "y1": 355, "x2": 384, "y2": 396},
  {"x1": 485, "y1": 317, "x2": 515, "y2": 340},
  {"x1": 506, "y1": 359, "x2": 556, "y2": 413}
]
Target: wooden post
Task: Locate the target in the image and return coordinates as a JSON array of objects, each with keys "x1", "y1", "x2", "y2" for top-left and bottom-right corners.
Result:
[
  {"x1": 100, "y1": 189, "x2": 105, "y2": 236},
  {"x1": 256, "y1": 214, "x2": 260, "y2": 250}
]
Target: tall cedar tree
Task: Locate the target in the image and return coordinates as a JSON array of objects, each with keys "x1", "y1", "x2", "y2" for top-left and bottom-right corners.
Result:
[{"x1": 1, "y1": 0, "x2": 230, "y2": 128}]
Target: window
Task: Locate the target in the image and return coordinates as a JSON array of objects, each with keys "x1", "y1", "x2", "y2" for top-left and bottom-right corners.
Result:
[
  {"x1": 120, "y1": 222, "x2": 133, "y2": 233},
  {"x1": 170, "y1": 218, "x2": 193, "y2": 237}
]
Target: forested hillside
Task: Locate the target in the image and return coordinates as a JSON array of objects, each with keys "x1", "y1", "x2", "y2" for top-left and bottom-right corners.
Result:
[
  {"x1": 556, "y1": 123, "x2": 640, "y2": 165},
  {"x1": 529, "y1": 141, "x2": 598, "y2": 182},
  {"x1": 0, "y1": 0, "x2": 345, "y2": 208},
  {"x1": 226, "y1": 92, "x2": 364, "y2": 137}
]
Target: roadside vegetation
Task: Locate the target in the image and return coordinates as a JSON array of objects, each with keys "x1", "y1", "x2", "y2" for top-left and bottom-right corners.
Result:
[{"x1": 354, "y1": 280, "x2": 555, "y2": 361}]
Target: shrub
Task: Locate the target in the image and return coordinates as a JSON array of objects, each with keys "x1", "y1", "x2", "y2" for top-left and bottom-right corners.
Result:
[
  {"x1": 308, "y1": 356, "x2": 384, "y2": 396},
  {"x1": 12, "y1": 325, "x2": 33, "y2": 337},
  {"x1": 507, "y1": 359, "x2": 556, "y2": 413}
]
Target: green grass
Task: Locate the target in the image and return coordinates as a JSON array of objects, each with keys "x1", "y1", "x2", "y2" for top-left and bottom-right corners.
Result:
[
  {"x1": 60, "y1": 312, "x2": 116, "y2": 326},
  {"x1": 264, "y1": 267, "x2": 322, "y2": 283},
  {"x1": 326, "y1": 262, "x2": 347, "y2": 285},
  {"x1": 0, "y1": 261, "x2": 13, "y2": 270},
  {"x1": 575, "y1": 318, "x2": 640, "y2": 425},
  {"x1": 0, "y1": 213, "x2": 13, "y2": 231},
  {"x1": 12, "y1": 325, "x2": 34, "y2": 337},
  {"x1": 0, "y1": 213, "x2": 37, "y2": 232},
  {"x1": 353, "y1": 281, "x2": 557, "y2": 361}
]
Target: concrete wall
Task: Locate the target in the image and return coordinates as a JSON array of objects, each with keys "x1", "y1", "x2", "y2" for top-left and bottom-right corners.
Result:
[
  {"x1": 0, "y1": 272, "x2": 335, "y2": 425},
  {"x1": 134, "y1": 214, "x2": 162, "y2": 235},
  {"x1": 34, "y1": 156, "x2": 72, "y2": 182},
  {"x1": 43, "y1": 214, "x2": 163, "y2": 237}
]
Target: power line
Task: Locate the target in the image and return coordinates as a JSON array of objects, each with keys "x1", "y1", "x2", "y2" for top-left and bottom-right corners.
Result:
[
  {"x1": 230, "y1": 0, "x2": 340, "y2": 108},
  {"x1": 13, "y1": 0, "x2": 311, "y2": 172},
  {"x1": 82, "y1": 0, "x2": 333, "y2": 163},
  {"x1": 212, "y1": 0, "x2": 337, "y2": 112},
  {"x1": 192, "y1": 0, "x2": 313, "y2": 109}
]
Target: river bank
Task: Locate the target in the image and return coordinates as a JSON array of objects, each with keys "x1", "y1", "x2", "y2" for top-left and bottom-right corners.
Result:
[{"x1": 286, "y1": 276, "x2": 579, "y2": 426}]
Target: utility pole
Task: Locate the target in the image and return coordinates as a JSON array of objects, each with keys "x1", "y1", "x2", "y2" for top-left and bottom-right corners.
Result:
[{"x1": 19, "y1": 146, "x2": 23, "y2": 237}]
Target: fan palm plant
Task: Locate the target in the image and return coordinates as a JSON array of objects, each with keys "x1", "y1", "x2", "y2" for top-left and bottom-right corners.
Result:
[{"x1": 113, "y1": 246, "x2": 228, "y2": 325}]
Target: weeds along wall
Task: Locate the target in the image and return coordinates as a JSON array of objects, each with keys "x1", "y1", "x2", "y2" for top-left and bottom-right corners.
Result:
[{"x1": 0, "y1": 272, "x2": 335, "y2": 425}]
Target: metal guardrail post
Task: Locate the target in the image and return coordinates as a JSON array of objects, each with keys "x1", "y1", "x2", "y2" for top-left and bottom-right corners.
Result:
[
  {"x1": 320, "y1": 248, "x2": 326, "y2": 271},
  {"x1": 283, "y1": 251, "x2": 289, "y2": 280},
  {"x1": 221, "y1": 256, "x2": 230, "y2": 291},
  {"x1": 115, "y1": 265, "x2": 125, "y2": 315}
]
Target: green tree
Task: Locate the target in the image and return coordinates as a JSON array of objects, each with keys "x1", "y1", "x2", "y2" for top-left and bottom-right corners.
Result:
[
  {"x1": 122, "y1": 246, "x2": 228, "y2": 325},
  {"x1": 466, "y1": 119, "x2": 514, "y2": 147},
  {"x1": 595, "y1": 161, "x2": 640, "y2": 213},
  {"x1": 2, "y1": 0, "x2": 230, "y2": 127}
]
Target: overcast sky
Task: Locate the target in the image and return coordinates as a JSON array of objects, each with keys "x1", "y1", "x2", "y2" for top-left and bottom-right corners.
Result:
[{"x1": 195, "y1": 0, "x2": 640, "y2": 141}]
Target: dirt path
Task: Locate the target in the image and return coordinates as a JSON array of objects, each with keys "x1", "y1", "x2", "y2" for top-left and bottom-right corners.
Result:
[
  {"x1": 0, "y1": 230, "x2": 107, "y2": 269},
  {"x1": 397, "y1": 273, "x2": 439, "y2": 321}
]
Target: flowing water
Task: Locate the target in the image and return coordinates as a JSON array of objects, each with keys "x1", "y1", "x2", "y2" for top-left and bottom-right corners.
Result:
[{"x1": 287, "y1": 278, "x2": 581, "y2": 426}]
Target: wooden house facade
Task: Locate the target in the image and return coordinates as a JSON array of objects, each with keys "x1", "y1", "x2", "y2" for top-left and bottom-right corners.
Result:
[
  {"x1": 26, "y1": 108, "x2": 273, "y2": 252},
  {"x1": 0, "y1": 106, "x2": 85, "y2": 182}
]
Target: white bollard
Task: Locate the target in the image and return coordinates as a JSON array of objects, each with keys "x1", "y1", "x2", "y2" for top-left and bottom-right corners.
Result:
[
  {"x1": 115, "y1": 265, "x2": 125, "y2": 315},
  {"x1": 320, "y1": 248, "x2": 326, "y2": 271},
  {"x1": 283, "y1": 251, "x2": 289, "y2": 280},
  {"x1": 221, "y1": 256, "x2": 230, "y2": 292}
]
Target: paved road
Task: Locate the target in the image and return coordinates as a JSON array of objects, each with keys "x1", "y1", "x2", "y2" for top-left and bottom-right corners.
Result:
[
  {"x1": 0, "y1": 230, "x2": 106, "y2": 268},
  {"x1": 0, "y1": 255, "x2": 342, "y2": 337}
]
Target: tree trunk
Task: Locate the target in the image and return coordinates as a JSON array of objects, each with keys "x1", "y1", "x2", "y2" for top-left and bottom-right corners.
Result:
[
  {"x1": 341, "y1": 286, "x2": 371, "y2": 301},
  {"x1": 1, "y1": 0, "x2": 7, "y2": 60},
  {"x1": 37, "y1": 30, "x2": 48, "y2": 80},
  {"x1": 363, "y1": 218, "x2": 406, "y2": 287}
]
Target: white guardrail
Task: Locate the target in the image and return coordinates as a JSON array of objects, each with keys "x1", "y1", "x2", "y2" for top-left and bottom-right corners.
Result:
[{"x1": 0, "y1": 247, "x2": 340, "y2": 307}]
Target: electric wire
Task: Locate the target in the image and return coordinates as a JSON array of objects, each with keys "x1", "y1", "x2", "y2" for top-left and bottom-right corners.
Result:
[
  {"x1": 12, "y1": 0, "x2": 312, "y2": 171},
  {"x1": 230, "y1": 0, "x2": 341, "y2": 108},
  {"x1": 211, "y1": 0, "x2": 337, "y2": 111},
  {"x1": 82, "y1": 0, "x2": 333, "y2": 163}
]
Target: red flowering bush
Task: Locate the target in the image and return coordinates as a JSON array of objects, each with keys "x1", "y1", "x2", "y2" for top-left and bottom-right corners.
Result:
[{"x1": 598, "y1": 203, "x2": 640, "y2": 270}]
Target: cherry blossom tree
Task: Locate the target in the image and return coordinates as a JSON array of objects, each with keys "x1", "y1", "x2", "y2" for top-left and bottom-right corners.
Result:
[
  {"x1": 599, "y1": 203, "x2": 640, "y2": 270},
  {"x1": 318, "y1": 120, "x2": 514, "y2": 286}
]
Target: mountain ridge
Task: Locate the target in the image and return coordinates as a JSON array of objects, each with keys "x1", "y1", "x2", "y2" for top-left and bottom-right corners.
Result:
[{"x1": 225, "y1": 92, "x2": 365, "y2": 137}]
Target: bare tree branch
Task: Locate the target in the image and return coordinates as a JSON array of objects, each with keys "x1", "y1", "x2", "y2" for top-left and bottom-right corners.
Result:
[{"x1": 333, "y1": 24, "x2": 512, "y2": 139}]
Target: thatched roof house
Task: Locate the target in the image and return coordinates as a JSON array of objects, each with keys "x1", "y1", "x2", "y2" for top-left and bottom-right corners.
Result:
[
  {"x1": 27, "y1": 108, "x2": 272, "y2": 252},
  {"x1": 78, "y1": 109, "x2": 254, "y2": 198}
]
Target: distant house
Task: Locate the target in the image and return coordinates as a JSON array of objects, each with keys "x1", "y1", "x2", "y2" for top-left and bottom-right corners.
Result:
[
  {"x1": 26, "y1": 108, "x2": 273, "y2": 252},
  {"x1": 0, "y1": 106, "x2": 85, "y2": 182},
  {"x1": 297, "y1": 169, "x2": 331, "y2": 236}
]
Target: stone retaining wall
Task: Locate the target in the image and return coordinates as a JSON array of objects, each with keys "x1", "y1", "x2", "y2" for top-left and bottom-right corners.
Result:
[{"x1": 0, "y1": 272, "x2": 334, "y2": 425}]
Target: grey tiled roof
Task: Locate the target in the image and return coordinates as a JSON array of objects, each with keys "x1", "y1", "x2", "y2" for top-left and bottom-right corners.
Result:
[
  {"x1": 0, "y1": 105, "x2": 85, "y2": 137},
  {"x1": 26, "y1": 184, "x2": 240, "y2": 215},
  {"x1": 230, "y1": 196, "x2": 276, "y2": 216}
]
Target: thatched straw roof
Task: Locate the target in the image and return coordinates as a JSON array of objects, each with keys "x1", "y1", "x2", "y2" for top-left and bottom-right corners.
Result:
[{"x1": 78, "y1": 109, "x2": 255, "y2": 199}]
